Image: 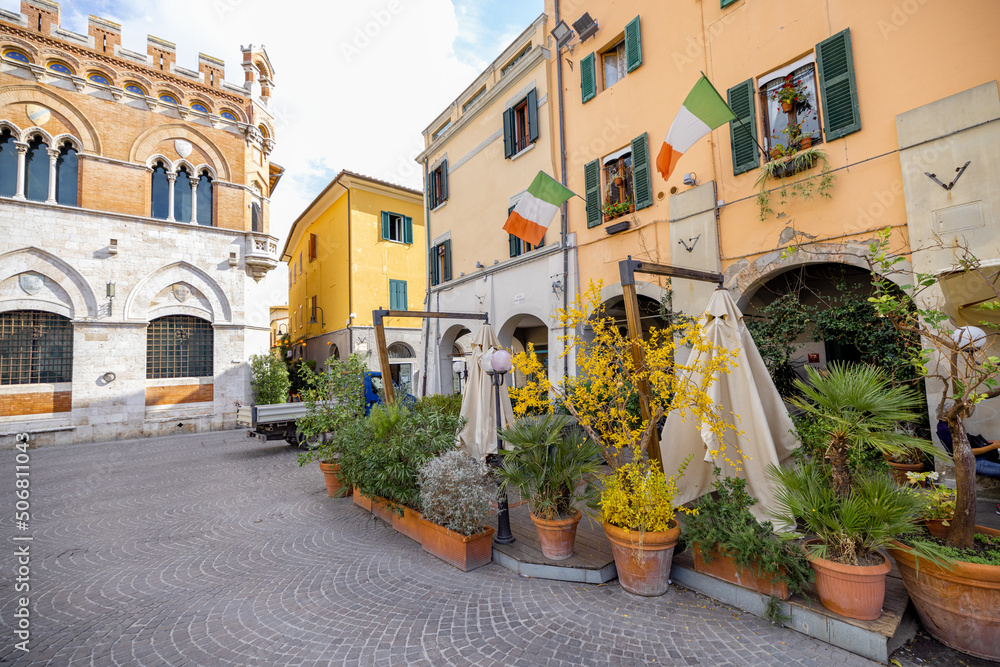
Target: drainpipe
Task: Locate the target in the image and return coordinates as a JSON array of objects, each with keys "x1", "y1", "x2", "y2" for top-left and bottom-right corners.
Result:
[
  {"x1": 420, "y1": 158, "x2": 432, "y2": 396},
  {"x1": 555, "y1": 0, "x2": 570, "y2": 382},
  {"x1": 347, "y1": 185, "x2": 353, "y2": 356}
]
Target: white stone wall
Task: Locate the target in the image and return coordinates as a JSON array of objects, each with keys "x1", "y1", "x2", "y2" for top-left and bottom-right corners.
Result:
[{"x1": 0, "y1": 197, "x2": 279, "y2": 446}]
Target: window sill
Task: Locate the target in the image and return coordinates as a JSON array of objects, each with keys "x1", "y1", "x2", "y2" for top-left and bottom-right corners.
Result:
[
  {"x1": 431, "y1": 200, "x2": 448, "y2": 212},
  {"x1": 764, "y1": 151, "x2": 818, "y2": 179},
  {"x1": 509, "y1": 142, "x2": 536, "y2": 161}
]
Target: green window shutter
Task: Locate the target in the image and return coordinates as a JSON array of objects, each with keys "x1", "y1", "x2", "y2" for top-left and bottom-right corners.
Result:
[
  {"x1": 509, "y1": 233, "x2": 520, "y2": 258},
  {"x1": 439, "y1": 160, "x2": 449, "y2": 202},
  {"x1": 584, "y1": 159, "x2": 601, "y2": 227},
  {"x1": 816, "y1": 28, "x2": 861, "y2": 140},
  {"x1": 625, "y1": 16, "x2": 642, "y2": 73},
  {"x1": 721, "y1": 0, "x2": 737, "y2": 7},
  {"x1": 631, "y1": 133, "x2": 653, "y2": 210},
  {"x1": 400, "y1": 281, "x2": 407, "y2": 310},
  {"x1": 389, "y1": 280, "x2": 397, "y2": 309},
  {"x1": 526, "y1": 88, "x2": 539, "y2": 143},
  {"x1": 581, "y1": 53, "x2": 596, "y2": 103},
  {"x1": 503, "y1": 108, "x2": 514, "y2": 158},
  {"x1": 390, "y1": 280, "x2": 407, "y2": 310},
  {"x1": 381, "y1": 211, "x2": 390, "y2": 240},
  {"x1": 442, "y1": 240, "x2": 452, "y2": 281},
  {"x1": 727, "y1": 79, "x2": 759, "y2": 175},
  {"x1": 403, "y1": 216, "x2": 413, "y2": 244},
  {"x1": 427, "y1": 170, "x2": 437, "y2": 209},
  {"x1": 430, "y1": 247, "x2": 439, "y2": 286}
]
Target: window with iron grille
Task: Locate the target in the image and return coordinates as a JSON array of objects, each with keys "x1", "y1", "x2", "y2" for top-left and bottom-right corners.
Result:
[
  {"x1": 0, "y1": 310, "x2": 74, "y2": 385},
  {"x1": 146, "y1": 315, "x2": 213, "y2": 379}
]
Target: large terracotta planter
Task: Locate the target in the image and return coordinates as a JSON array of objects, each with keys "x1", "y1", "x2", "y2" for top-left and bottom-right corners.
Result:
[
  {"x1": 530, "y1": 509, "x2": 582, "y2": 561},
  {"x1": 352, "y1": 488, "x2": 372, "y2": 511},
  {"x1": 604, "y1": 521, "x2": 680, "y2": 597},
  {"x1": 805, "y1": 540, "x2": 891, "y2": 621},
  {"x1": 371, "y1": 496, "x2": 395, "y2": 524},
  {"x1": 419, "y1": 518, "x2": 494, "y2": 571},
  {"x1": 885, "y1": 456, "x2": 923, "y2": 484},
  {"x1": 692, "y1": 545, "x2": 789, "y2": 600},
  {"x1": 392, "y1": 506, "x2": 423, "y2": 543},
  {"x1": 887, "y1": 526, "x2": 1000, "y2": 661},
  {"x1": 318, "y1": 461, "x2": 346, "y2": 497}
]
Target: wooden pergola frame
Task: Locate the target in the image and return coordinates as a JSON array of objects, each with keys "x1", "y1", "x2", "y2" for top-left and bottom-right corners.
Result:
[
  {"x1": 372, "y1": 309, "x2": 489, "y2": 403},
  {"x1": 618, "y1": 257, "x2": 723, "y2": 463}
]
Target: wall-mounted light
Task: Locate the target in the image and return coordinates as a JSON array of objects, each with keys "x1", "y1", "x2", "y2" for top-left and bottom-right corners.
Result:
[
  {"x1": 309, "y1": 306, "x2": 325, "y2": 326},
  {"x1": 109, "y1": 239, "x2": 118, "y2": 255},
  {"x1": 102, "y1": 371, "x2": 116, "y2": 383},
  {"x1": 573, "y1": 13, "x2": 599, "y2": 43},
  {"x1": 683, "y1": 172, "x2": 698, "y2": 186},
  {"x1": 551, "y1": 20, "x2": 574, "y2": 49}
]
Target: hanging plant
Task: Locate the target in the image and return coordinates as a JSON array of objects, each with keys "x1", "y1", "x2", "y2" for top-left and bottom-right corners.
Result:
[{"x1": 754, "y1": 146, "x2": 836, "y2": 222}]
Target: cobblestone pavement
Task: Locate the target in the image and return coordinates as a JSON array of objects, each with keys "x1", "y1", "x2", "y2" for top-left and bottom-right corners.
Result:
[{"x1": 0, "y1": 430, "x2": 910, "y2": 666}]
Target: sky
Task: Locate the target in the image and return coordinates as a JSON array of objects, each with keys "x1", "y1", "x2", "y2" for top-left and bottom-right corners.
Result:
[{"x1": 5, "y1": 0, "x2": 543, "y2": 302}]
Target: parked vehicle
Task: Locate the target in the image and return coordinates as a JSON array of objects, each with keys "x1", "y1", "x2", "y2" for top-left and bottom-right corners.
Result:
[{"x1": 236, "y1": 372, "x2": 413, "y2": 444}]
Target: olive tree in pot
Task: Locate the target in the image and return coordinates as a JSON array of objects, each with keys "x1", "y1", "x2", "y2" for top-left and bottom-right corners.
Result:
[
  {"x1": 770, "y1": 362, "x2": 940, "y2": 620},
  {"x1": 295, "y1": 354, "x2": 368, "y2": 496},
  {"x1": 496, "y1": 415, "x2": 602, "y2": 561},
  {"x1": 418, "y1": 450, "x2": 495, "y2": 571},
  {"x1": 867, "y1": 230, "x2": 1000, "y2": 659}
]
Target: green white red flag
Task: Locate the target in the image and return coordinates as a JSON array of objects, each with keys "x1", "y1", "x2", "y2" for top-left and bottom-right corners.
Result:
[
  {"x1": 656, "y1": 75, "x2": 736, "y2": 181},
  {"x1": 503, "y1": 171, "x2": 576, "y2": 247}
]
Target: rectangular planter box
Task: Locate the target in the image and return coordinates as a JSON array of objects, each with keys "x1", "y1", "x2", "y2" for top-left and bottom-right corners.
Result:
[
  {"x1": 419, "y1": 517, "x2": 494, "y2": 571},
  {"x1": 352, "y1": 488, "x2": 372, "y2": 512},
  {"x1": 392, "y1": 506, "x2": 423, "y2": 543},
  {"x1": 371, "y1": 495, "x2": 395, "y2": 524},
  {"x1": 693, "y1": 545, "x2": 789, "y2": 600}
]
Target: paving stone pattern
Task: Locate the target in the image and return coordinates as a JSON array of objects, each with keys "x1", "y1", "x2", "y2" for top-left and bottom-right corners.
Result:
[{"x1": 3, "y1": 431, "x2": 887, "y2": 666}]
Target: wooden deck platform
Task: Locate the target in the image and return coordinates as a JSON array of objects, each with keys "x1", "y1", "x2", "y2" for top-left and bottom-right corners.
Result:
[{"x1": 490, "y1": 500, "x2": 617, "y2": 584}]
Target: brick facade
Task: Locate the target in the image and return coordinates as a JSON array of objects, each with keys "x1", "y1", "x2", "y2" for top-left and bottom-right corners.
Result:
[{"x1": 0, "y1": 2, "x2": 283, "y2": 445}]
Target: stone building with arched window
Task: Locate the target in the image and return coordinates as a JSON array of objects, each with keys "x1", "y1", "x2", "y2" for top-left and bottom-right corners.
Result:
[{"x1": 0, "y1": 1, "x2": 284, "y2": 445}]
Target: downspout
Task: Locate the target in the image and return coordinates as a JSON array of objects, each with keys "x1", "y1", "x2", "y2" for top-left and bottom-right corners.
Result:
[
  {"x1": 555, "y1": 0, "x2": 570, "y2": 382},
  {"x1": 347, "y1": 185, "x2": 353, "y2": 354},
  {"x1": 420, "y1": 158, "x2": 432, "y2": 396}
]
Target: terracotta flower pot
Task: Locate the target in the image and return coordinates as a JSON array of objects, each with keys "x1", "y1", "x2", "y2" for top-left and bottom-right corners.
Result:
[
  {"x1": 419, "y1": 517, "x2": 494, "y2": 571},
  {"x1": 887, "y1": 527, "x2": 1000, "y2": 661},
  {"x1": 604, "y1": 521, "x2": 680, "y2": 597},
  {"x1": 781, "y1": 100, "x2": 793, "y2": 113},
  {"x1": 392, "y1": 506, "x2": 423, "y2": 543},
  {"x1": 530, "y1": 509, "x2": 582, "y2": 561},
  {"x1": 885, "y1": 456, "x2": 923, "y2": 485},
  {"x1": 805, "y1": 540, "x2": 891, "y2": 621},
  {"x1": 352, "y1": 488, "x2": 372, "y2": 511},
  {"x1": 923, "y1": 518, "x2": 951, "y2": 539},
  {"x1": 318, "y1": 461, "x2": 345, "y2": 497},
  {"x1": 799, "y1": 136, "x2": 813, "y2": 150},
  {"x1": 692, "y1": 545, "x2": 789, "y2": 600}
]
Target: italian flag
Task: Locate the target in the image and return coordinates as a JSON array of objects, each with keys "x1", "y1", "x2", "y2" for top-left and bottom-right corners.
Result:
[
  {"x1": 656, "y1": 75, "x2": 736, "y2": 181},
  {"x1": 503, "y1": 171, "x2": 576, "y2": 247}
]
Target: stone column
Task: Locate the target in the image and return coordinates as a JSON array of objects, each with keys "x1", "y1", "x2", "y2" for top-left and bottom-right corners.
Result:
[
  {"x1": 190, "y1": 177, "x2": 199, "y2": 224},
  {"x1": 166, "y1": 172, "x2": 177, "y2": 222},
  {"x1": 46, "y1": 147, "x2": 59, "y2": 204},
  {"x1": 13, "y1": 142, "x2": 27, "y2": 200}
]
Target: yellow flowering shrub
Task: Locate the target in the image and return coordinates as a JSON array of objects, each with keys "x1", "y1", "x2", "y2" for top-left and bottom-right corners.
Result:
[{"x1": 600, "y1": 456, "x2": 693, "y2": 532}]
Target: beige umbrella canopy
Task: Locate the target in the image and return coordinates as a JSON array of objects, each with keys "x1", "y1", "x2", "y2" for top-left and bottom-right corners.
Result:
[
  {"x1": 660, "y1": 289, "x2": 797, "y2": 523},
  {"x1": 458, "y1": 323, "x2": 515, "y2": 460}
]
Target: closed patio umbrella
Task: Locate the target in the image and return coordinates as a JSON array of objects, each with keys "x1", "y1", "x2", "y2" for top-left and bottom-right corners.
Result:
[
  {"x1": 660, "y1": 289, "x2": 797, "y2": 522},
  {"x1": 458, "y1": 323, "x2": 515, "y2": 460}
]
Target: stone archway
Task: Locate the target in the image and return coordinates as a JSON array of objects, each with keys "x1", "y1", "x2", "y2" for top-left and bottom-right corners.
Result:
[
  {"x1": 0, "y1": 246, "x2": 98, "y2": 318},
  {"x1": 124, "y1": 262, "x2": 232, "y2": 323}
]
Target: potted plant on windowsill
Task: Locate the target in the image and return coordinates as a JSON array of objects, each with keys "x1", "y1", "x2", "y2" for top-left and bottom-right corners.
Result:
[
  {"x1": 418, "y1": 450, "x2": 495, "y2": 571},
  {"x1": 684, "y1": 469, "x2": 812, "y2": 600},
  {"x1": 771, "y1": 73, "x2": 809, "y2": 113},
  {"x1": 601, "y1": 200, "x2": 632, "y2": 222},
  {"x1": 497, "y1": 414, "x2": 602, "y2": 561}
]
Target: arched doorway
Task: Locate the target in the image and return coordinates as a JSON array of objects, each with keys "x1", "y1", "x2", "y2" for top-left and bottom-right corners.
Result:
[
  {"x1": 439, "y1": 324, "x2": 473, "y2": 394},
  {"x1": 387, "y1": 341, "x2": 415, "y2": 394},
  {"x1": 500, "y1": 314, "x2": 548, "y2": 388}
]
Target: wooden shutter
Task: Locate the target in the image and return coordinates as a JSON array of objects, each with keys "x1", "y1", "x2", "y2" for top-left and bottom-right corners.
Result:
[
  {"x1": 427, "y1": 171, "x2": 438, "y2": 209},
  {"x1": 584, "y1": 159, "x2": 601, "y2": 228},
  {"x1": 816, "y1": 28, "x2": 861, "y2": 140},
  {"x1": 442, "y1": 240, "x2": 452, "y2": 281},
  {"x1": 430, "y1": 246, "x2": 439, "y2": 286},
  {"x1": 509, "y1": 233, "x2": 520, "y2": 258},
  {"x1": 400, "y1": 281, "x2": 407, "y2": 310},
  {"x1": 403, "y1": 216, "x2": 413, "y2": 244},
  {"x1": 625, "y1": 16, "x2": 642, "y2": 73},
  {"x1": 727, "y1": 79, "x2": 760, "y2": 175},
  {"x1": 526, "y1": 88, "x2": 539, "y2": 143},
  {"x1": 503, "y1": 108, "x2": 514, "y2": 158},
  {"x1": 721, "y1": 0, "x2": 737, "y2": 7},
  {"x1": 439, "y1": 160, "x2": 448, "y2": 202},
  {"x1": 631, "y1": 133, "x2": 653, "y2": 210},
  {"x1": 581, "y1": 53, "x2": 596, "y2": 103},
  {"x1": 389, "y1": 280, "x2": 397, "y2": 309},
  {"x1": 381, "y1": 211, "x2": 390, "y2": 240}
]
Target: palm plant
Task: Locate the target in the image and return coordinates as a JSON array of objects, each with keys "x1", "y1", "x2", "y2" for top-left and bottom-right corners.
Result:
[
  {"x1": 791, "y1": 363, "x2": 937, "y2": 498},
  {"x1": 497, "y1": 414, "x2": 602, "y2": 520},
  {"x1": 768, "y1": 462, "x2": 941, "y2": 566}
]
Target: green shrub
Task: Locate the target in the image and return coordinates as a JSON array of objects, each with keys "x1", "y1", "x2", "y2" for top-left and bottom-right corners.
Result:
[
  {"x1": 413, "y1": 393, "x2": 462, "y2": 420},
  {"x1": 683, "y1": 470, "x2": 812, "y2": 596},
  {"x1": 295, "y1": 354, "x2": 368, "y2": 465},
  {"x1": 249, "y1": 352, "x2": 291, "y2": 405}
]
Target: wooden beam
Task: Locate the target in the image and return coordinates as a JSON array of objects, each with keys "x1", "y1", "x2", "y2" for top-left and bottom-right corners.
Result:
[
  {"x1": 373, "y1": 320, "x2": 395, "y2": 404},
  {"x1": 621, "y1": 282, "x2": 659, "y2": 464},
  {"x1": 372, "y1": 309, "x2": 489, "y2": 325}
]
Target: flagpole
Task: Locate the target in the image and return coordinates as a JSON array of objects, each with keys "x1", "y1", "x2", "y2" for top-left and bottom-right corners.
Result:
[{"x1": 700, "y1": 70, "x2": 768, "y2": 162}]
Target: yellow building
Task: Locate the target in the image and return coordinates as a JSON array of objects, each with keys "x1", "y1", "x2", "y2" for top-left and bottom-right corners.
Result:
[
  {"x1": 280, "y1": 171, "x2": 425, "y2": 393},
  {"x1": 416, "y1": 15, "x2": 575, "y2": 395},
  {"x1": 269, "y1": 305, "x2": 288, "y2": 349}
]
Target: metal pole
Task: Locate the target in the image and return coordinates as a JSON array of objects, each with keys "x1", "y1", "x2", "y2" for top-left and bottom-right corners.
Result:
[{"x1": 492, "y1": 372, "x2": 515, "y2": 545}]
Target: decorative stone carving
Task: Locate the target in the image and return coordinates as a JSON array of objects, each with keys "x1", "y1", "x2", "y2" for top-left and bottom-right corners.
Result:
[
  {"x1": 171, "y1": 283, "x2": 190, "y2": 302},
  {"x1": 19, "y1": 273, "x2": 44, "y2": 295}
]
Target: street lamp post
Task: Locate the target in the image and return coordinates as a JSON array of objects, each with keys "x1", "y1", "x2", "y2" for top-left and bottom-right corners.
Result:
[{"x1": 487, "y1": 349, "x2": 515, "y2": 545}]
